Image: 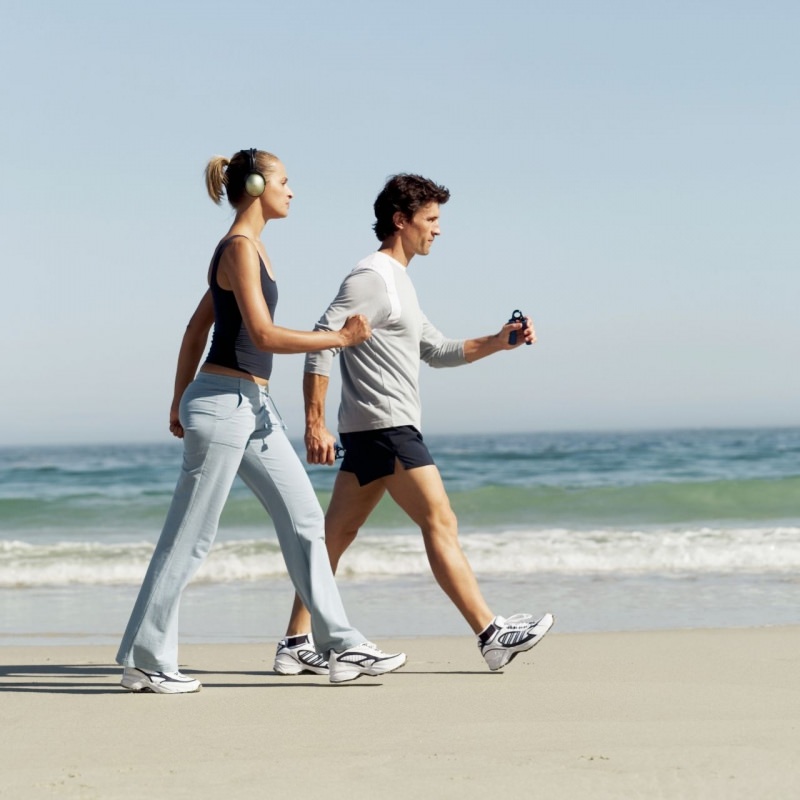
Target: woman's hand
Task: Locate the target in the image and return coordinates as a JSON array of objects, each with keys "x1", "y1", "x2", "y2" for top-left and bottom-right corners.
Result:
[
  {"x1": 169, "y1": 404, "x2": 184, "y2": 439},
  {"x1": 339, "y1": 314, "x2": 372, "y2": 347}
]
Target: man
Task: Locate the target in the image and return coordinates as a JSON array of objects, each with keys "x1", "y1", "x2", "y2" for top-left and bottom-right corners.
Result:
[{"x1": 273, "y1": 174, "x2": 553, "y2": 677}]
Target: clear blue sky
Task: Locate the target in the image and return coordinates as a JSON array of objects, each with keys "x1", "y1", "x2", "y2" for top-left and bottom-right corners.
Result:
[{"x1": 2, "y1": 0, "x2": 797, "y2": 445}]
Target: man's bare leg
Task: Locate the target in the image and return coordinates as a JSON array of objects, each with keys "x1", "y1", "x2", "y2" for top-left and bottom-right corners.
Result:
[
  {"x1": 384, "y1": 463, "x2": 494, "y2": 634},
  {"x1": 284, "y1": 471, "x2": 386, "y2": 636},
  {"x1": 285, "y1": 464, "x2": 495, "y2": 635}
]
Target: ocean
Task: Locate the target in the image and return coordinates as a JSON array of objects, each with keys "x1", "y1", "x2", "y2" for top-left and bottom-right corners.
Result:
[{"x1": 2, "y1": 427, "x2": 799, "y2": 646}]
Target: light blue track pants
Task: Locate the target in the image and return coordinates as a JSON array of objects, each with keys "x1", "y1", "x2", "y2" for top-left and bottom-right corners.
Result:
[{"x1": 116, "y1": 372, "x2": 363, "y2": 672}]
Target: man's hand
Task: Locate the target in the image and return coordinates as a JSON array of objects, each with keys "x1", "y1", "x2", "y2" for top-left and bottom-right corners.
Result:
[
  {"x1": 503, "y1": 315, "x2": 536, "y2": 348},
  {"x1": 305, "y1": 423, "x2": 338, "y2": 465}
]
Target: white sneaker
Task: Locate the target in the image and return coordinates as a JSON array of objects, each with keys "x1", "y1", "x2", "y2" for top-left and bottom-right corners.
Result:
[
  {"x1": 479, "y1": 613, "x2": 554, "y2": 671},
  {"x1": 273, "y1": 634, "x2": 329, "y2": 675},
  {"x1": 120, "y1": 666, "x2": 202, "y2": 694},
  {"x1": 329, "y1": 642, "x2": 407, "y2": 684}
]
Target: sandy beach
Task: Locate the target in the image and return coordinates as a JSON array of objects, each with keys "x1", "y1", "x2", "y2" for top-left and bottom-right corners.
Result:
[{"x1": 1, "y1": 626, "x2": 798, "y2": 799}]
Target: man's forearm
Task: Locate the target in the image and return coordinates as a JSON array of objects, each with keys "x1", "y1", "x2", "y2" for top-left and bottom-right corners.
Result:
[
  {"x1": 463, "y1": 333, "x2": 506, "y2": 363},
  {"x1": 303, "y1": 372, "x2": 336, "y2": 465},
  {"x1": 303, "y1": 372, "x2": 330, "y2": 429},
  {"x1": 464, "y1": 316, "x2": 535, "y2": 362}
]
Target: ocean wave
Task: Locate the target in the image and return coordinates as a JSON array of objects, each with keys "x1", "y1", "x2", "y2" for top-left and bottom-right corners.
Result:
[
  {"x1": 448, "y1": 477, "x2": 800, "y2": 526},
  {"x1": 3, "y1": 475, "x2": 799, "y2": 535},
  {"x1": 2, "y1": 526, "x2": 799, "y2": 588}
]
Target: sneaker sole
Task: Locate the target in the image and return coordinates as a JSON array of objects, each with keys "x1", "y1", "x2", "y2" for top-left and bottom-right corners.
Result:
[
  {"x1": 120, "y1": 675, "x2": 202, "y2": 694},
  {"x1": 329, "y1": 654, "x2": 407, "y2": 684},
  {"x1": 273, "y1": 661, "x2": 329, "y2": 676}
]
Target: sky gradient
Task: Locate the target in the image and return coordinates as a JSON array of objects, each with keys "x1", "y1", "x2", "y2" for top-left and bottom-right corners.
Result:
[{"x1": 2, "y1": 1, "x2": 797, "y2": 445}]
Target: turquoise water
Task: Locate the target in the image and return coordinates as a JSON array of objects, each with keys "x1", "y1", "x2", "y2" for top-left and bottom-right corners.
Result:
[{"x1": 2, "y1": 428, "x2": 799, "y2": 643}]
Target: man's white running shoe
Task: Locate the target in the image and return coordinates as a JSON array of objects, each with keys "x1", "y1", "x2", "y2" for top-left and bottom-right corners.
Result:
[
  {"x1": 273, "y1": 634, "x2": 329, "y2": 675},
  {"x1": 120, "y1": 666, "x2": 202, "y2": 694},
  {"x1": 479, "y1": 613, "x2": 554, "y2": 671},
  {"x1": 329, "y1": 642, "x2": 407, "y2": 684}
]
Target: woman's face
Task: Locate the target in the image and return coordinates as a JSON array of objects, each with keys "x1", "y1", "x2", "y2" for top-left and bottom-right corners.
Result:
[{"x1": 261, "y1": 160, "x2": 293, "y2": 219}]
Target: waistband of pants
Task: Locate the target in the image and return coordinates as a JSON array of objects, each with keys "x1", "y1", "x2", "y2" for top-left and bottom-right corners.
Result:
[{"x1": 194, "y1": 371, "x2": 270, "y2": 396}]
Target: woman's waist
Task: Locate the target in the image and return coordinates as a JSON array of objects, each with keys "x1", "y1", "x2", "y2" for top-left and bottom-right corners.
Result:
[{"x1": 200, "y1": 362, "x2": 269, "y2": 388}]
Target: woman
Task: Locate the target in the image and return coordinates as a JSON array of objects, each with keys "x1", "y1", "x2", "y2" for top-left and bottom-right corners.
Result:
[{"x1": 116, "y1": 149, "x2": 406, "y2": 691}]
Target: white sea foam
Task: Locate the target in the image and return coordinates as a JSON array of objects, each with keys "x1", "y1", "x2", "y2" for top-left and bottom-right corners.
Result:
[{"x1": 2, "y1": 526, "x2": 799, "y2": 588}]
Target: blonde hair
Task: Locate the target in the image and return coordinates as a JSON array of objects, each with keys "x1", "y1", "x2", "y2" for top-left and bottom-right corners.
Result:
[{"x1": 204, "y1": 149, "x2": 279, "y2": 207}]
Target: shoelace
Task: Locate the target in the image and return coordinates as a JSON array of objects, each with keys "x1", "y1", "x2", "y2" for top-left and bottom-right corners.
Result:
[{"x1": 502, "y1": 613, "x2": 535, "y2": 629}]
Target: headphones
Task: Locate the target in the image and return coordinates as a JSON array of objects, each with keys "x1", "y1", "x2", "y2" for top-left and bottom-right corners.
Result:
[{"x1": 243, "y1": 148, "x2": 266, "y2": 197}]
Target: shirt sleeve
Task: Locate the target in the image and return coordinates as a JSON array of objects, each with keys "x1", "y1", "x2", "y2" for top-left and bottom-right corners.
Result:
[
  {"x1": 419, "y1": 312, "x2": 467, "y2": 368},
  {"x1": 305, "y1": 269, "x2": 392, "y2": 376}
]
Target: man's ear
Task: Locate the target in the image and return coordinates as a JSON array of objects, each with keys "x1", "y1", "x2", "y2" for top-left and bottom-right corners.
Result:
[{"x1": 392, "y1": 211, "x2": 408, "y2": 231}]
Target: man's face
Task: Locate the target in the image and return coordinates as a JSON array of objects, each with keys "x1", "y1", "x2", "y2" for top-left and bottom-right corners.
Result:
[{"x1": 400, "y1": 202, "x2": 441, "y2": 257}]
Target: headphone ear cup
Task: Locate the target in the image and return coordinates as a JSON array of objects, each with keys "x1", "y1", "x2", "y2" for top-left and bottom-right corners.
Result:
[{"x1": 245, "y1": 172, "x2": 266, "y2": 197}]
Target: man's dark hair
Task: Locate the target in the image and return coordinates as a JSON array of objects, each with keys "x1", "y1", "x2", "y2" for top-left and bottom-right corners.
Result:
[{"x1": 372, "y1": 174, "x2": 450, "y2": 242}]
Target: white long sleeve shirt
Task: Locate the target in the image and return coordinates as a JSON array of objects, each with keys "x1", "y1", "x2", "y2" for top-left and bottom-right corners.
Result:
[{"x1": 305, "y1": 252, "x2": 466, "y2": 433}]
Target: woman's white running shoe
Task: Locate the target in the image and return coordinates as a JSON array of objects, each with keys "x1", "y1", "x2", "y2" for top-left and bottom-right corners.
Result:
[
  {"x1": 328, "y1": 642, "x2": 407, "y2": 683},
  {"x1": 120, "y1": 667, "x2": 202, "y2": 693}
]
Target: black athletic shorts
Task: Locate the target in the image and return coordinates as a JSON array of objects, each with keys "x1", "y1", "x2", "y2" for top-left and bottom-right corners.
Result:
[{"x1": 339, "y1": 426, "x2": 435, "y2": 486}]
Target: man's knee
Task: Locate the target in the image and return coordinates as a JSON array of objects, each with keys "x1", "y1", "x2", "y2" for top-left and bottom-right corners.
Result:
[
  {"x1": 324, "y1": 519, "x2": 360, "y2": 545},
  {"x1": 421, "y1": 502, "x2": 458, "y2": 538}
]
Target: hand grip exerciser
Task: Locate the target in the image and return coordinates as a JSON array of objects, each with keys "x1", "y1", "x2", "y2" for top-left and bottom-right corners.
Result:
[{"x1": 507, "y1": 309, "x2": 532, "y2": 345}]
